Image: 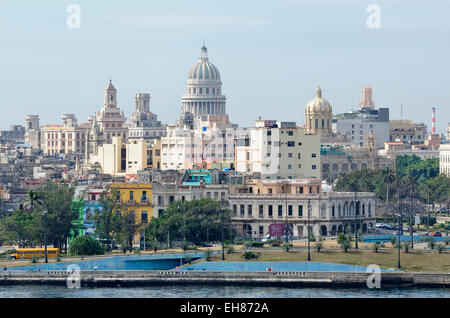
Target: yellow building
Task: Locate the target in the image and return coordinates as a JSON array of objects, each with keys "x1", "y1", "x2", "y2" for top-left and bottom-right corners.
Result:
[{"x1": 110, "y1": 183, "x2": 153, "y2": 247}]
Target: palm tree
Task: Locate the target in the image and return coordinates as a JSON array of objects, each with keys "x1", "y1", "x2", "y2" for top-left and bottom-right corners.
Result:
[
  {"x1": 382, "y1": 167, "x2": 396, "y2": 205},
  {"x1": 423, "y1": 180, "x2": 438, "y2": 229},
  {"x1": 22, "y1": 190, "x2": 48, "y2": 263},
  {"x1": 405, "y1": 176, "x2": 419, "y2": 248}
]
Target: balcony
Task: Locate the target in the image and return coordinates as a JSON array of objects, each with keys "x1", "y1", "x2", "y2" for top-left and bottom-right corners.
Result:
[{"x1": 127, "y1": 200, "x2": 136, "y2": 205}]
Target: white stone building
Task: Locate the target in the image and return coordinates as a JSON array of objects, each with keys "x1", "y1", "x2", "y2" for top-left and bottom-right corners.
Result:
[
  {"x1": 235, "y1": 120, "x2": 321, "y2": 180},
  {"x1": 228, "y1": 179, "x2": 377, "y2": 239},
  {"x1": 40, "y1": 114, "x2": 89, "y2": 156},
  {"x1": 439, "y1": 143, "x2": 450, "y2": 176}
]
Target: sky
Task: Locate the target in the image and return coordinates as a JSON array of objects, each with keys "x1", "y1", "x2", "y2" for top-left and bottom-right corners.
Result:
[{"x1": 0, "y1": 0, "x2": 449, "y2": 133}]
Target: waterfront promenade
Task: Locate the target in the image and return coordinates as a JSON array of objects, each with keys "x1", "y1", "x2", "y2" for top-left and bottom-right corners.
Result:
[{"x1": 0, "y1": 270, "x2": 449, "y2": 288}]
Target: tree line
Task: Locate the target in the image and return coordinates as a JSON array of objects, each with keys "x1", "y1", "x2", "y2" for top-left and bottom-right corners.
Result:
[
  {"x1": 334, "y1": 155, "x2": 449, "y2": 227},
  {"x1": 0, "y1": 182, "x2": 235, "y2": 252}
]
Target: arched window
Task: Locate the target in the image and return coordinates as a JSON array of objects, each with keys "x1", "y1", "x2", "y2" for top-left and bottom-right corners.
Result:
[
  {"x1": 315, "y1": 119, "x2": 318, "y2": 129},
  {"x1": 321, "y1": 119, "x2": 325, "y2": 129}
]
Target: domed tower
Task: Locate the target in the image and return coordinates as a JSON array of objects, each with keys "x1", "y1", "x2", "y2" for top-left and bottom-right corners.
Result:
[
  {"x1": 181, "y1": 44, "x2": 228, "y2": 124},
  {"x1": 305, "y1": 86, "x2": 333, "y2": 135}
]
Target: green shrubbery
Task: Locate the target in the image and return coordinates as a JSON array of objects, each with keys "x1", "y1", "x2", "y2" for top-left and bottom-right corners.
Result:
[
  {"x1": 204, "y1": 249, "x2": 212, "y2": 261},
  {"x1": 315, "y1": 242, "x2": 323, "y2": 253},
  {"x1": 243, "y1": 241, "x2": 264, "y2": 248},
  {"x1": 225, "y1": 244, "x2": 234, "y2": 254},
  {"x1": 269, "y1": 239, "x2": 283, "y2": 247},
  {"x1": 242, "y1": 251, "x2": 259, "y2": 260},
  {"x1": 69, "y1": 235, "x2": 105, "y2": 256},
  {"x1": 373, "y1": 241, "x2": 381, "y2": 253},
  {"x1": 337, "y1": 233, "x2": 351, "y2": 252}
]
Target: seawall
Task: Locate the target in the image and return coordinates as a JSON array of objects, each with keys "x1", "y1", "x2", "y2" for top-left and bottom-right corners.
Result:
[{"x1": 0, "y1": 271, "x2": 448, "y2": 288}]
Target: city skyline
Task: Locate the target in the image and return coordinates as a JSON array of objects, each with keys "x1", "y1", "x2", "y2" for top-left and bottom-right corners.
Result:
[{"x1": 1, "y1": 1, "x2": 449, "y2": 133}]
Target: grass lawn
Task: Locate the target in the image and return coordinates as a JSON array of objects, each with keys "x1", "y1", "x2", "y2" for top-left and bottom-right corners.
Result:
[{"x1": 210, "y1": 249, "x2": 450, "y2": 273}]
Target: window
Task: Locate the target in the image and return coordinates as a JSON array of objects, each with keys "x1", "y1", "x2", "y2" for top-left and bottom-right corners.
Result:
[
  {"x1": 116, "y1": 191, "x2": 121, "y2": 201},
  {"x1": 312, "y1": 153, "x2": 317, "y2": 158},
  {"x1": 233, "y1": 205, "x2": 237, "y2": 216},
  {"x1": 141, "y1": 211, "x2": 148, "y2": 224},
  {"x1": 259, "y1": 205, "x2": 264, "y2": 217},
  {"x1": 278, "y1": 205, "x2": 283, "y2": 217},
  {"x1": 312, "y1": 165, "x2": 317, "y2": 170},
  {"x1": 298, "y1": 205, "x2": 303, "y2": 217},
  {"x1": 129, "y1": 191, "x2": 134, "y2": 201},
  {"x1": 259, "y1": 226, "x2": 264, "y2": 235},
  {"x1": 287, "y1": 131, "x2": 294, "y2": 136},
  {"x1": 288, "y1": 205, "x2": 293, "y2": 216},
  {"x1": 240, "y1": 205, "x2": 245, "y2": 216},
  {"x1": 321, "y1": 204, "x2": 326, "y2": 219},
  {"x1": 287, "y1": 141, "x2": 295, "y2": 147},
  {"x1": 267, "y1": 130, "x2": 271, "y2": 136},
  {"x1": 248, "y1": 205, "x2": 252, "y2": 216},
  {"x1": 268, "y1": 205, "x2": 273, "y2": 217}
]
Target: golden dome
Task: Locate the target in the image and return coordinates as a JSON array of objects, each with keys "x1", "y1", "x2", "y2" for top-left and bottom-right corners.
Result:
[{"x1": 305, "y1": 86, "x2": 332, "y2": 113}]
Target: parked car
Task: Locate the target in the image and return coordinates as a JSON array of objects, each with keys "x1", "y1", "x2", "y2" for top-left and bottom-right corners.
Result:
[
  {"x1": 261, "y1": 234, "x2": 272, "y2": 242},
  {"x1": 430, "y1": 231, "x2": 442, "y2": 237},
  {"x1": 375, "y1": 223, "x2": 383, "y2": 228}
]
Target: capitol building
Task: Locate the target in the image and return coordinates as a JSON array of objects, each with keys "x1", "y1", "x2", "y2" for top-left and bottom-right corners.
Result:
[{"x1": 161, "y1": 44, "x2": 235, "y2": 171}]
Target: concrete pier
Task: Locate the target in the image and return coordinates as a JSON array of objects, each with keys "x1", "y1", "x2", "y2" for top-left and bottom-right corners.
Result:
[{"x1": 0, "y1": 271, "x2": 448, "y2": 288}]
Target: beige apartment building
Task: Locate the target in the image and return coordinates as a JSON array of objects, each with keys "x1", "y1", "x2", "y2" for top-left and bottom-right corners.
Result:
[
  {"x1": 235, "y1": 120, "x2": 321, "y2": 180},
  {"x1": 40, "y1": 114, "x2": 89, "y2": 156},
  {"x1": 91, "y1": 136, "x2": 160, "y2": 176}
]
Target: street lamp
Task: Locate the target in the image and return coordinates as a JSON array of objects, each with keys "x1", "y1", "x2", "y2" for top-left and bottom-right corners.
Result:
[
  {"x1": 397, "y1": 213, "x2": 401, "y2": 269},
  {"x1": 284, "y1": 192, "x2": 289, "y2": 245},
  {"x1": 41, "y1": 201, "x2": 48, "y2": 264},
  {"x1": 307, "y1": 198, "x2": 311, "y2": 262},
  {"x1": 396, "y1": 183, "x2": 401, "y2": 269},
  {"x1": 354, "y1": 191, "x2": 358, "y2": 250},
  {"x1": 221, "y1": 199, "x2": 225, "y2": 261}
]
